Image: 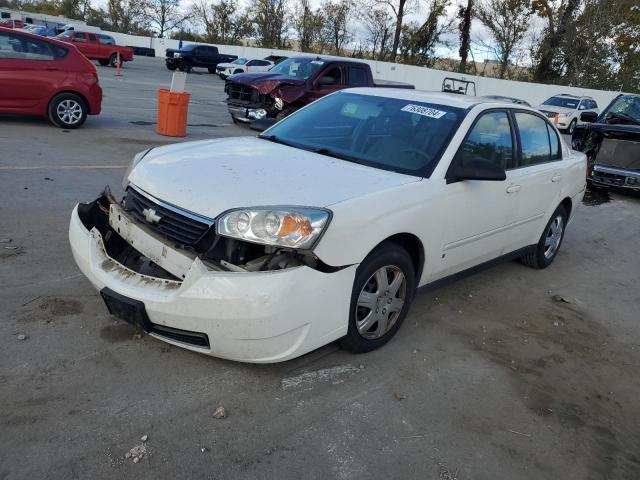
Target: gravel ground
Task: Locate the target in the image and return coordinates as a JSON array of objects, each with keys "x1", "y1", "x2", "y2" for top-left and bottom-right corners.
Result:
[{"x1": 1, "y1": 56, "x2": 639, "y2": 480}]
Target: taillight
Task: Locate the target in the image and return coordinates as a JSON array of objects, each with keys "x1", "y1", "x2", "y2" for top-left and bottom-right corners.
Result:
[{"x1": 78, "y1": 52, "x2": 97, "y2": 76}]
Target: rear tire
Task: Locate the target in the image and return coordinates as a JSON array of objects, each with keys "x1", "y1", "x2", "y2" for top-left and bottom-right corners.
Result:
[
  {"x1": 48, "y1": 93, "x2": 87, "y2": 129},
  {"x1": 98, "y1": 59, "x2": 109, "y2": 66},
  {"x1": 520, "y1": 205, "x2": 568, "y2": 269},
  {"x1": 208, "y1": 67, "x2": 216, "y2": 74},
  {"x1": 339, "y1": 243, "x2": 416, "y2": 354}
]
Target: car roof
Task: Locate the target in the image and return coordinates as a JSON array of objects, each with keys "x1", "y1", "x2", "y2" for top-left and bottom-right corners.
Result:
[
  {"x1": 554, "y1": 93, "x2": 594, "y2": 99},
  {"x1": 0, "y1": 26, "x2": 71, "y2": 47},
  {"x1": 345, "y1": 88, "x2": 530, "y2": 109}
]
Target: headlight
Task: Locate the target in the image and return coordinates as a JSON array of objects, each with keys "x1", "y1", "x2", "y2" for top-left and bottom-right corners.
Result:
[
  {"x1": 122, "y1": 148, "x2": 152, "y2": 190},
  {"x1": 217, "y1": 207, "x2": 331, "y2": 249},
  {"x1": 559, "y1": 112, "x2": 570, "y2": 118},
  {"x1": 174, "y1": 52, "x2": 181, "y2": 58}
]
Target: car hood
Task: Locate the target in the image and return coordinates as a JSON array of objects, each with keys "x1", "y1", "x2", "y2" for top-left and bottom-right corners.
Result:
[
  {"x1": 538, "y1": 105, "x2": 574, "y2": 115},
  {"x1": 127, "y1": 137, "x2": 419, "y2": 219},
  {"x1": 226, "y1": 72, "x2": 305, "y2": 94}
]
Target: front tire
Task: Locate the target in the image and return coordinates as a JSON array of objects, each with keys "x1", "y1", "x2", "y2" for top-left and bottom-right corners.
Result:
[
  {"x1": 108, "y1": 53, "x2": 118, "y2": 67},
  {"x1": 166, "y1": 64, "x2": 177, "y2": 71},
  {"x1": 339, "y1": 243, "x2": 416, "y2": 353},
  {"x1": 48, "y1": 93, "x2": 87, "y2": 129},
  {"x1": 566, "y1": 119, "x2": 576, "y2": 134},
  {"x1": 178, "y1": 61, "x2": 192, "y2": 73},
  {"x1": 520, "y1": 205, "x2": 568, "y2": 269},
  {"x1": 98, "y1": 59, "x2": 109, "y2": 66}
]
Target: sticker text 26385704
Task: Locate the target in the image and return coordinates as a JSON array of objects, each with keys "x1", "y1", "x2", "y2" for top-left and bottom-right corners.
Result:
[{"x1": 401, "y1": 104, "x2": 447, "y2": 119}]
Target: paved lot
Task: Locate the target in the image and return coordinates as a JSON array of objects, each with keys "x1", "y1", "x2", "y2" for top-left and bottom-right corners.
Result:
[{"x1": 1, "y1": 57, "x2": 640, "y2": 480}]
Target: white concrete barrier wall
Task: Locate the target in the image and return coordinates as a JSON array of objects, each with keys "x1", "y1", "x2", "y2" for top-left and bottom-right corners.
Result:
[{"x1": 107, "y1": 30, "x2": 624, "y2": 109}]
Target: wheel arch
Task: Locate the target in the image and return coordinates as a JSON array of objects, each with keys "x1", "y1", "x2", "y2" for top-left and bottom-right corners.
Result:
[
  {"x1": 372, "y1": 233, "x2": 425, "y2": 282},
  {"x1": 560, "y1": 196, "x2": 572, "y2": 218},
  {"x1": 48, "y1": 90, "x2": 89, "y2": 114}
]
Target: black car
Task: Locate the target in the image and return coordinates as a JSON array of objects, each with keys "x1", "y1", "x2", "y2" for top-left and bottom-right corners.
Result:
[
  {"x1": 572, "y1": 94, "x2": 640, "y2": 191},
  {"x1": 165, "y1": 44, "x2": 237, "y2": 73}
]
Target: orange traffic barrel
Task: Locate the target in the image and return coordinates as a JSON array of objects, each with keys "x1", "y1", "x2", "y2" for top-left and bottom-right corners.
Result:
[{"x1": 157, "y1": 88, "x2": 190, "y2": 137}]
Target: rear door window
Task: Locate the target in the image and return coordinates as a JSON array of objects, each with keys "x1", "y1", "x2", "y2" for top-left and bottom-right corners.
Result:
[
  {"x1": 348, "y1": 67, "x2": 368, "y2": 86},
  {"x1": 515, "y1": 112, "x2": 553, "y2": 166},
  {"x1": 0, "y1": 31, "x2": 55, "y2": 60},
  {"x1": 456, "y1": 111, "x2": 515, "y2": 170}
]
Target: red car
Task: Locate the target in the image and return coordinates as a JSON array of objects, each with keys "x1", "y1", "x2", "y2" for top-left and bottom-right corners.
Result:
[
  {"x1": 0, "y1": 27, "x2": 102, "y2": 128},
  {"x1": 56, "y1": 31, "x2": 134, "y2": 67}
]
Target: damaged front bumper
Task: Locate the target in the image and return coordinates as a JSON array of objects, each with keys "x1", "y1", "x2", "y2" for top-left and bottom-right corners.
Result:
[
  {"x1": 69, "y1": 193, "x2": 357, "y2": 363},
  {"x1": 590, "y1": 165, "x2": 640, "y2": 191}
]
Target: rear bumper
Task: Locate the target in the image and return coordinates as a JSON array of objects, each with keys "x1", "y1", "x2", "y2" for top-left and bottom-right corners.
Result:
[
  {"x1": 590, "y1": 165, "x2": 640, "y2": 190},
  {"x1": 69, "y1": 204, "x2": 356, "y2": 363},
  {"x1": 87, "y1": 83, "x2": 102, "y2": 115}
]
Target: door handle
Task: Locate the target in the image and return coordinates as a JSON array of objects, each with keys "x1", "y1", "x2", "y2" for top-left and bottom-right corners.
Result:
[
  {"x1": 551, "y1": 174, "x2": 562, "y2": 183},
  {"x1": 506, "y1": 184, "x2": 521, "y2": 194}
]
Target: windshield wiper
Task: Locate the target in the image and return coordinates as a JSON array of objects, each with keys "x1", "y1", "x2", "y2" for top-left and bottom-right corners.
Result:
[
  {"x1": 305, "y1": 146, "x2": 368, "y2": 165},
  {"x1": 606, "y1": 112, "x2": 640, "y2": 126},
  {"x1": 258, "y1": 134, "x2": 295, "y2": 148}
]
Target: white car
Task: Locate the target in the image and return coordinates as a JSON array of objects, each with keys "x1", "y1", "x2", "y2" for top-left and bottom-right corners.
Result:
[
  {"x1": 69, "y1": 89, "x2": 586, "y2": 363},
  {"x1": 216, "y1": 58, "x2": 273, "y2": 79},
  {"x1": 538, "y1": 94, "x2": 599, "y2": 133}
]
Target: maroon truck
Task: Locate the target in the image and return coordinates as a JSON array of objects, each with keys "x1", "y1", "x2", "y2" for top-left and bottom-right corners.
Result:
[{"x1": 225, "y1": 56, "x2": 414, "y2": 124}]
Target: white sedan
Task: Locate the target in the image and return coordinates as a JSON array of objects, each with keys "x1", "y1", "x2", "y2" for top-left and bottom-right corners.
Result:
[
  {"x1": 217, "y1": 58, "x2": 273, "y2": 79},
  {"x1": 69, "y1": 89, "x2": 586, "y2": 363}
]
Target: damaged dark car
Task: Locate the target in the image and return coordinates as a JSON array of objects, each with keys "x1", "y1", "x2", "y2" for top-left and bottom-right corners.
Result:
[
  {"x1": 224, "y1": 56, "x2": 413, "y2": 125},
  {"x1": 572, "y1": 93, "x2": 640, "y2": 191}
]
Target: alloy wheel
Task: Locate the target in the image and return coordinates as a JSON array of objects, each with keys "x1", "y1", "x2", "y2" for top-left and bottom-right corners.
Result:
[
  {"x1": 544, "y1": 215, "x2": 564, "y2": 259},
  {"x1": 356, "y1": 265, "x2": 406, "y2": 339},
  {"x1": 56, "y1": 99, "x2": 83, "y2": 125}
]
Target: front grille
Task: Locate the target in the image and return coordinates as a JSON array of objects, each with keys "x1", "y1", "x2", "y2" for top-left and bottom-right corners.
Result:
[
  {"x1": 123, "y1": 187, "x2": 213, "y2": 247},
  {"x1": 592, "y1": 170, "x2": 626, "y2": 186},
  {"x1": 225, "y1": 81, "x2": 259, "y2": 105}
]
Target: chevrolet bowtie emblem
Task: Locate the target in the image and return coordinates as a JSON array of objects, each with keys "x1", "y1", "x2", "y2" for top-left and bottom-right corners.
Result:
[{"x1": 142, "y1": 208, "x2": 162, "y2": 224}]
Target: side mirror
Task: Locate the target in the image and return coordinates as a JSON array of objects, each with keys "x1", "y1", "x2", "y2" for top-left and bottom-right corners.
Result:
[
  {"x1": 454, "y1": 158, "x2": 506, "y2": 181},
  {"x1": 317, "y1": 76, "x2": 335, "y2": 86},
  {"x1": 250, "y1": 117, "x2": 277, "y2": 132},
  {"x1": 580, "y1": 111, "x2": 598, "y2": 123}
]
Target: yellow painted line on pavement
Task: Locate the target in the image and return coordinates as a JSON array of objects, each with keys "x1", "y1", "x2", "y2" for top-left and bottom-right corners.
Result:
[{"x1": 0, "y1": 165, "x2": 127, "y2": 170}]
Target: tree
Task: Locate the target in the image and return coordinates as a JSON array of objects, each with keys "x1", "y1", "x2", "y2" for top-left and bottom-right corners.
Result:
[
  {"x1": 320, "y1": 0, "x2": 352, "y2": 55},
  {"x1": 292, "y1": 0, "x2": 324, "y2": 52},
  {"x1": 191, "y1": 0, "x2": 253, "y2": 44},
  {"x1": 107, "y1": 0, "x2": 147, "y2": 34},
  {"x1": 457, "y1": 0, "x2": 473, "y2": 72},
  {"x1": 532, "y1": 0, "x2": 581, "y2": 82},
  {"x1": 144, "y1": 0, "x2": 189, "y2": 37},
  {"x1": 361, "y1": 7, "x2": 394, "y2": 59},
  {"x1": 251, "y1": 0, "x2": 290, "y2": 49},
  {"x1": 476, "y1": 0, "x2": 532, "y2": 78},
  {"x1": 398, "y1": 0, "x2": 452, "y2": 66},
  {"x1": 372, "y1": 0, "x2": 412, "y2": 61}
]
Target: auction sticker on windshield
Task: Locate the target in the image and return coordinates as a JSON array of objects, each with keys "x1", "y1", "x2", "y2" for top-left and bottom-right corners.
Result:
[{"x1": 401, "y1": 104, "x2": 447, "y2": 119}]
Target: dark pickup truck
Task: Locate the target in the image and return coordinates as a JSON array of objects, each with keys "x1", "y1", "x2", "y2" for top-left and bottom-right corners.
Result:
[
  {"x1": 224, "y1": 56, "x2": 414, "y2": 123},
  {"x1": 571, "y1": 93, "x2": 640, "y2": 191},
  {"x1": 165, "y1": 44, "x2": 237, "y2": 73}
]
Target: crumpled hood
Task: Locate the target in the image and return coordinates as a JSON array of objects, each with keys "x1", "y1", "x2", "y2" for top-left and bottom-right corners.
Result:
[
  {"x1": 127, "y1": 137, "x2": 419, "y2": 219},
  {"x1": 227, "y1": 72, "x2": 305, "y2": 95}
]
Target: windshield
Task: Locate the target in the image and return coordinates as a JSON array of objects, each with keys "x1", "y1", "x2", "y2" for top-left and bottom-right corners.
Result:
[
  {"x1": 268, "y1": 57, "x2": 325, "y2": 80},
  {"x1": 232, "y1": 58, "x2": 247, "y2": 65},
  {"x1": 543, "y1": 96, "x2": 579, "y2": 109},
  {"x1": 601, "y1": 95, "x2": 640, "y2": 123},
  {"x1": 262, "y1": 92, "x2": 465, "y2": 176},
  {"x1": 56, "y1": 30, "x2": 74, "y2": 39}
]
